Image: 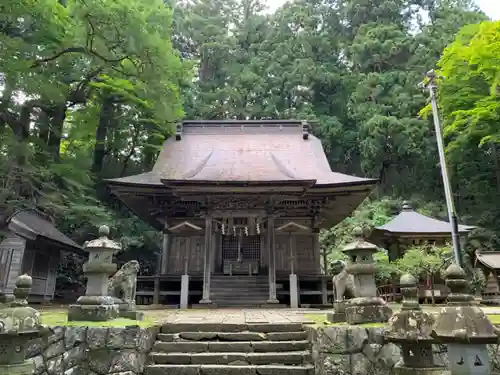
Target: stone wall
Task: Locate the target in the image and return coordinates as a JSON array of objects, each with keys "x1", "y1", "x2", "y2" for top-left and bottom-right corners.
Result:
[
  {"x1": 27, "y1": 326, "x2": 158, "y2": 375},
  {"x1": 307, "y1": 325, "x2": 500, "y2": 375}
]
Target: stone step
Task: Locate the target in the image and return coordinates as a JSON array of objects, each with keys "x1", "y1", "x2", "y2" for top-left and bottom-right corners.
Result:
[
  {"x1": 153, "y1": 340, "x2": 310, "y2": 353},
  {"x1": 151, "y1": 350, "x2": 311, "y2": 365},
  {"x1": 210, "y1": 291, "x2": 268, "y2": 296},
  {"x1": 145, "y1": 364, "x2": 314, "y2": 375},
  {"x1": 160, "y1": 323, "x2": 304, "y2": 334},
  {"x1": 210, "y1": 300, "x2": 267, "y2": 305}
]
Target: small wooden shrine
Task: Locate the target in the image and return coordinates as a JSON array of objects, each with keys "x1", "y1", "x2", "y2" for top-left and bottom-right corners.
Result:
[
  {"x1": 370, "y1": 201, "x2": 474, "y2": 261},
  {"x1": 0, "y1": 209, "x2": 83, "y2": 302},
  {"x1": 106, "y1": 120, "x2": 377, "y2": 307},
  {"x1": 370, "y1": 201, "x2": 474, "y2": 302},
  {"x1": 474, "y1": 250, "x2": 500, "y2": 304}
]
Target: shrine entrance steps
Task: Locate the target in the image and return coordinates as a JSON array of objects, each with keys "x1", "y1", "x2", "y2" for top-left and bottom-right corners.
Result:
[
  {"x1": 145, "y1": 322, "x2": 314, "y2": 375},
  {"x1": 210, "y1": 275, "x2": 269, "y2": 307}
]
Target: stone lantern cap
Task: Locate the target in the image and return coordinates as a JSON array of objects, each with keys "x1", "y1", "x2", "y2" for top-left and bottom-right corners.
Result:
[
  {"x1": 342, "y1": 227, "x2": 378, "y2": 255},
  {"x1": 432, "y1": 264, "x2": 499, "y2": 344},
  {"x1": 385, "y1": 273, "x2": 436, "y2": 344},
  {"x1": 84, "y1": 225, "x2": 122, "y2": 252},
  {"x1": 0, "y1": 275, "x2": 50, "y2": 339}
]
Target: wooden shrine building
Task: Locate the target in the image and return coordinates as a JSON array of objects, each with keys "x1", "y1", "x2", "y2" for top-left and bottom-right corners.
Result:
[
  {"x1": 474, "y1": 250, "x2": 500, "y2": 305},
  {"x1": 370, "y1": 201, "x2": 474, "y2": 261},
  {"x1": 106, "y1": 120, "x2": 377, "y2": 307},
  {"x1": 0, "y1": 209, "x2": 83, "y2": 302},
  {"x1": 369, "y1": 201, "x2": 474, "y2": 302}
]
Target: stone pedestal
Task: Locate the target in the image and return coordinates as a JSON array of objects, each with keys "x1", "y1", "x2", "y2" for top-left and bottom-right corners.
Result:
[
  {"x1": 0, "y1": 361, "x2": 34, "y2": 375},
  {"x1": 68, "y1": 225, "x2": 121, "y2": 322},
  {"x1": 327, "y1": 301, "x2": 347, "y2": 323},
  {"x1": 180, "y1": 274, "x2": 189, "y2": 309},
  {"x1": 345, "y1": 296, "x2": 392, "y2": 324},
  {"x1": 394, "y1": 364, "x2": 449, "y2": 375},
  {"x1": 289, "y1": 274, "x2": 299, "y2": 308}
]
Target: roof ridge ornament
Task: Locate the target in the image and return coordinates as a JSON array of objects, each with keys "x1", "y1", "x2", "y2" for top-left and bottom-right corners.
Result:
[
  {"x1": 402, "y1": 200, "x2": 413, "y2": 211},
  {"x1": 302, "y1": 121, "x2": 309, "y2": 140},
  {"x1": 175, "y1": 122, "x2": 183, "y2": 141}
]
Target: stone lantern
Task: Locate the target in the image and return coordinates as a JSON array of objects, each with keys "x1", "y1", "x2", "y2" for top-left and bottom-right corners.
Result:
[
  {"x1": 432, "y1": 264, "x2": 499, "y2": 375},
  {"x1": 385, "y1": 273, "x2": 444, "y2": 374},
  {"x1": 0, "y1": 274, "x2": 51, "y2": 375},
  {"x1": 68, "y1": 225, "x2": 121, "y2": 321},
  {"x1": 342, "y1": 227, "x2": 392, "y2": 324}
]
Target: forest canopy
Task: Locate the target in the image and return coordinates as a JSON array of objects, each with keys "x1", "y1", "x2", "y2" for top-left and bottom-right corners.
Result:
[{"x1": 0, "y1": 0, "x2": 498, "y2": 289}]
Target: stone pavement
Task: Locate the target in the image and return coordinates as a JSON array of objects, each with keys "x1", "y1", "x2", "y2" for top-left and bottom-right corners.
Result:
[{"x1": 153, "y1": 309, "x2": 317, "y2": 324}]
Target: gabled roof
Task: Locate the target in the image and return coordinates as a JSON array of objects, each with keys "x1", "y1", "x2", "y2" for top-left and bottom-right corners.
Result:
[
  {"x1": 4, "y1": 209, "x2": 83, "y2": 254},
  {"x1": 475, "y1": 250, "x2": 500, "y2": 270},
  {"x1": 107, "y1": 120, "x2": 376, "y2": 188},
  {"x1": 374, "y1": 202, "x2": 474, "y2": 236}
]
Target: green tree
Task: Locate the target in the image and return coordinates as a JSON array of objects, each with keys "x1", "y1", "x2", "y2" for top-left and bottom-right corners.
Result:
[{"x1": 395, "y1": 243, "x2": 452, "y2": 304}]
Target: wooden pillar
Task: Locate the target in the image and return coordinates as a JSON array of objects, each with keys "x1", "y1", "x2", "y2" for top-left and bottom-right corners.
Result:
[
  {"x1": 200, "y1": 215, "x2": 213, "y2": 304},
  {"x1": 321, "y1": 278, "x2": 328, "y2": 305},
  {"x1": 153, "y1": 252, "x2": 161, "y2": 305},
  {"x1": 267, "y1": 215, "x2": 279, "y2": 303},
  {"x1": 161, "y1": 226, "x2": 170, "y2": 274}
]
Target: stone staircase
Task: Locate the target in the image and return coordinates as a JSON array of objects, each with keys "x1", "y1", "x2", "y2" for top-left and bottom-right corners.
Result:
[
  {"x1": 145, "y1": 322, "x2": 314, "y2": 375},
  {"x1": 210, "y1": 275, "x2": 269, "y2": 307}
]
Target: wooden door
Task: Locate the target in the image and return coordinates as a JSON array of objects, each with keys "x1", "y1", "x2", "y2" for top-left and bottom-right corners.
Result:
[{"x1": 222, "y1": 235, "x2": 261, "y2": 275}]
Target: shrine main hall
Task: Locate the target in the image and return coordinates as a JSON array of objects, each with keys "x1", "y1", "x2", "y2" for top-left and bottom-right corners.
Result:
[{"x1": 106, "y1": 120, "x2": 377, "y2": 308}]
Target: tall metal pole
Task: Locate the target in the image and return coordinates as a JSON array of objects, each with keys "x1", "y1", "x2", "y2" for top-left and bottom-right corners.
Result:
[
  {"x1": 425, "y1": 70, "x2": 464, "y2": 267},
  {"x1": 423, "y1": 71, "x2": 463, "y2": 267}
]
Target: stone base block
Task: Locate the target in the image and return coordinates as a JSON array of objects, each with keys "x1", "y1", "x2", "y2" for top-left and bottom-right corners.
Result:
[
  {"x1": 0, "y1": 360, "x2": 34, "y2": 375},
  {"x1": 120, "y1": 310, "x2": 144, "y2": 320},
  {"x1": 345, "y1": 304, "x2": 392, "y2": 325},
  {"x1": 326, "y1": 311, "x2": 346, "y2": 323},
  {"x1": 0, "y1": 294, "x2": 15, "y2": 304},
  {"x1": 191, "y1": 303, "x2": 218, "y2": 309},
  {"x1": 260, "y1": 303, "x2": 287, "y2": 308},
  {"x1": 394, "y1": 364, "x2": 449, "y2": 375},
  {"x1": 68, "y1": 303, "x2": 119, "y2": 321}
]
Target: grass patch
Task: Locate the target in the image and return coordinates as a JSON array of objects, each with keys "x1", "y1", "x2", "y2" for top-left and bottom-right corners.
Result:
[
  {"x1": 40, "y1": 311, "x2": 155, "y2": 328},
  {"x1": 487, "y1": 314, "x2": 500, "y2": 324}
]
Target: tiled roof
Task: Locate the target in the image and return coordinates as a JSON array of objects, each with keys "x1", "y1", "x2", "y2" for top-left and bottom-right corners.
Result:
[
  {"x1": 375, "y1": 202, "x2": 474, "y2": 235},
  {"x1": 475, "y1": 250, "x2": 500, "y2": 270},
  {"x1": 107, "y1": 121, "x2": 376, "y2": 187},
  {"x1": 6, "y1": 209, "x2": 83, "y2": 253}
]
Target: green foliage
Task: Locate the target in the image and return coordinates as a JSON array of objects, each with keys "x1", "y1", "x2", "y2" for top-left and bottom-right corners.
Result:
[
  {"x1": 1, "y1": 0, "x2": 496, "y2": 295},
  {"x1": 394, "y1": 243, "x2": 453, "y2": 278}
]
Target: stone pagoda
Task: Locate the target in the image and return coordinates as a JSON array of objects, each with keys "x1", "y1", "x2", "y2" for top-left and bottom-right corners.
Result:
[
  {"x1": 343, "y1": 227, "x2": 392, "y2": 324},
  {"x1": 385, "y1": 273, "x2": 444, "y2": 374},
  {"x1": 432, "y1": 264, "x2": 499, "y2": 375},
  {"x1": 0, "y1": 274, "x2": 50, "y2": 375},
  {"x1": 68, "y1": 225, "x2": 121, "y2": 321}
]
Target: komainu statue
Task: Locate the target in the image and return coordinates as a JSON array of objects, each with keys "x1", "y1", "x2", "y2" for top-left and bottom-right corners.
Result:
[
  {"x1": 332, "y1": 260, "x2": 357, "y2": 302},
  {"x1": 108, "y1": 260, "x2": 140, "y2": 305}
]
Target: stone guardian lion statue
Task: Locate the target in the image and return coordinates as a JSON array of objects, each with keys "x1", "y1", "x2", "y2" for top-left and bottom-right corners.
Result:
[
  {"x1": 332, "y1": 260, "x2": 357, "y2": 302},
  {"x1": 108, "y1": 260, "x2": 140, "y2": 305}
]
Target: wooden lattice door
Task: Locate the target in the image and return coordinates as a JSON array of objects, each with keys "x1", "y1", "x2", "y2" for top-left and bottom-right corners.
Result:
[{"x1": 222, "y1": 235, "x2": 261, "y2": 275}]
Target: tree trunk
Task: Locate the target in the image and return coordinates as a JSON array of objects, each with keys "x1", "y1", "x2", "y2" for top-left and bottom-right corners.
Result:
[
  {"x1": 0, "y1": 79, "x2": 14, "y2": 133},
  {"x1": 92, "y1": 97, "x2": 114, "y2": 174},
  {"x1": 430, "y1": 273, "x2": 436, "y2": 306},
  {"x1": 492, "y1": 142, "x2": 500, "y2": 196},
  {"x1": 47, "y1": 105, "x2": 67, "y2": 161}
]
